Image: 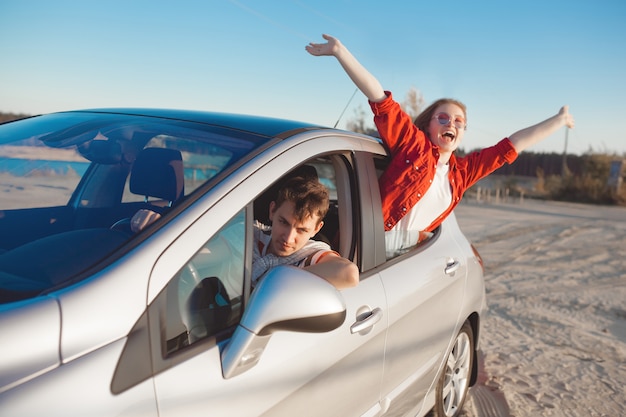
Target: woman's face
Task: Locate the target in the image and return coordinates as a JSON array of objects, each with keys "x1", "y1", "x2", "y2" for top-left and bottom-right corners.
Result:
[{"x1": 426, "y1": 103, "x2": 466, "y2": 154}]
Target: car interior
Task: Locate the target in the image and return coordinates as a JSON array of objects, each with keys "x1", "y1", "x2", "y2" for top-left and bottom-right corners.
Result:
[
  {"x1": 0, "y1": 145, "x2": 189, "y2": 303},
  {"x1": 110, "y1": 147, "x2": 186, "y2": 233}
]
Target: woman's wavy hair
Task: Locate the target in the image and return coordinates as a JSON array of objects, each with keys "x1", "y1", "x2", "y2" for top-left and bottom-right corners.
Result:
[{"x1": 414, "y1": 98, "x2": 467, "y2": 136}]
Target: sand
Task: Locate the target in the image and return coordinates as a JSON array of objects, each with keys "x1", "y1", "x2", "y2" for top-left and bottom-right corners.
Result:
[{"x1": 454, "y1": 199, "x2": 626, "y2": 417}]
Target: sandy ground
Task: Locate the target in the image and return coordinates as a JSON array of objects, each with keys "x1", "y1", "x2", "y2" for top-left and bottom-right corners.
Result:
[
  {"x1": 0, "y1": 173, "x2": 79, "y2": 209},
  {"x1": 453, "y1": 199, "x2": 626, "y2": 417}
]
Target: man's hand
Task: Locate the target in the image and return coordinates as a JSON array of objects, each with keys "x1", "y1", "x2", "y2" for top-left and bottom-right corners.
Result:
[{"x1": 131, "y1": 209, "x2": 162, "y2": 233}]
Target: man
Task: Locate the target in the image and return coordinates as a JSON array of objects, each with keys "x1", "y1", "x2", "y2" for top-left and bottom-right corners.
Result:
[{"x1": 252, "y1": 176, "x2": 359, "y2": 290}]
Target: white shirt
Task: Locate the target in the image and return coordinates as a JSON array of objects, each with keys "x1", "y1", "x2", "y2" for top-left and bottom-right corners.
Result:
[
  {"x1": 252, "y1": 221, "x2": 335, "y2": 285},
  {"x1": 384, "y1": 161, "x2": 452, "y2": 257}
]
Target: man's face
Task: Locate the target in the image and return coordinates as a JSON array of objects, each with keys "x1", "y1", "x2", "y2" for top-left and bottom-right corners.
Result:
[{"x1": 268, "y1": 200, "x2": 323, "y2": 257}]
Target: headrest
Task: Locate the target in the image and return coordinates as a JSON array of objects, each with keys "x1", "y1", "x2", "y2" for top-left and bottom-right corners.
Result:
[{"x1": 130, "y1": 148, "x2": 184, "y2": 202}]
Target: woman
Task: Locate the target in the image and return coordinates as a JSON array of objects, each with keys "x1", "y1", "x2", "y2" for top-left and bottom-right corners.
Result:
[{"x1": 306, "y1": 34, "x2": 575, "y2": 257}]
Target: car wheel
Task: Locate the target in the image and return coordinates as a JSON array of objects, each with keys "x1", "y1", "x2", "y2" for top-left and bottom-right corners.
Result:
[{"x1": 433, "y1": 320, "x2": 474, "y2": 417}]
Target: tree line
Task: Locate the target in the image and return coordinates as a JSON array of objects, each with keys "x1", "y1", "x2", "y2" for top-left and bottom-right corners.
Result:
[{"x1": 0, "y1": 112, "x2": 31, "y2": 123}]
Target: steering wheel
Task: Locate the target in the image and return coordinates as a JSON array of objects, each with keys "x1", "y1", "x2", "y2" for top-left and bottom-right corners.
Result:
[{"x1": 110, "y1": 218, "x2": 133, "y2": 234}]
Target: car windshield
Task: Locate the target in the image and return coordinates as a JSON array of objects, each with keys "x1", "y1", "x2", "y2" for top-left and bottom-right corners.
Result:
[{"x1": 0, "y1": 111, "x2": 270, "y2": 303}]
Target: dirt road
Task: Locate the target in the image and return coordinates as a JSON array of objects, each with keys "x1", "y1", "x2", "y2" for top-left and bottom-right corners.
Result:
[{"x1": 454, "y1": 199, "x2": 626, "y2": 417}]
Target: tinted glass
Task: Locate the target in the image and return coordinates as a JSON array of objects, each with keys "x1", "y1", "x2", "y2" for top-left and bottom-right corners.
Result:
[
  {"x1": 163, "y1": 210, "x2": 245, "y2": 355},
  {"x1": 0, "y1": 111, "x2": 268, "y2": 303}
]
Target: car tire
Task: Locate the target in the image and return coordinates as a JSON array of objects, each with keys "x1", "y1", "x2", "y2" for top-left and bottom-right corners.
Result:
[{"x1": 433, "y1": 320, "x2": 474, "y2": 417}]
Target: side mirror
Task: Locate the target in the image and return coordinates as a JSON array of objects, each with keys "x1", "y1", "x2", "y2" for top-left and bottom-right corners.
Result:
[{"x1": 221, "y1": 266, "x2": 346, "y2": 379}]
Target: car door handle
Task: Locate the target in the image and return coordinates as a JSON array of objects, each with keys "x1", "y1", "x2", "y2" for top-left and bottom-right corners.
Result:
[
  {"x1": 445, "y1": 259, "x2": 460, "y2": 276},
  {"x1": 350, "y1": 307, "x2": 383, "y2": 334}
]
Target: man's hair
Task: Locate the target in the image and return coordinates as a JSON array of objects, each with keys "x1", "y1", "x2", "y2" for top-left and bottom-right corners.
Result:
[
  {"x1": 414, "y1": 98, "x2": 467, "y2": 134},
  {"x1": 275, "y1": 176, "x2": 329, "y2": 224}
]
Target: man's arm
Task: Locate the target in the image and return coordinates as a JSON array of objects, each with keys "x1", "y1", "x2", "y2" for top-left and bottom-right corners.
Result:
[
  {"x1": 509, "y1": 106, "x2": 575, "y2": 153},
  {"x1": 306, "y1": 34, "x2": 387, "y2": 103},
  {"x1": 305, "y1": 252, "x2": 359, "y2": 289}
]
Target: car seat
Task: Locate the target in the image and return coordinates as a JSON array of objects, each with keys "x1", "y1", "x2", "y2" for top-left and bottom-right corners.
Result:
[
  {"x1": 111, "y1": 147, "x2": 185, "y2": 232},
  {"x1": 130, "y1": 147, "x2": 185, "y2": 206}
]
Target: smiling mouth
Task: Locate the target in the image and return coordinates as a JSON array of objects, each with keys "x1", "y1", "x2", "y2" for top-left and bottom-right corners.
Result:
[{"x1": 442, "y1": 131, "x2": 456, "y2": 140}]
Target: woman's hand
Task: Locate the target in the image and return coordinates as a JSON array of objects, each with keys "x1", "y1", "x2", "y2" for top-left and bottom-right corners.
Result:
[
  {"x1": 305, "y1": 34, "x2": 340, "y2": 57},
  {"x1": 559, "y1": 105, "x2": 575, "y2": 129},
  {"x1": 305, "y1": 34, "x2": 386, "y2": 102}
]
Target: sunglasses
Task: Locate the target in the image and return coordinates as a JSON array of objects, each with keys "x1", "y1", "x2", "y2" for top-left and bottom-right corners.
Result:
[{"x1": 432, "y1": 112, "x2": 466, "y2": 130}]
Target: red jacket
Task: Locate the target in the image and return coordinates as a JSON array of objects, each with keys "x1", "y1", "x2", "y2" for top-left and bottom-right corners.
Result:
[{"x1": 370, "y1": 92, "x2": 518, "y2": 232}]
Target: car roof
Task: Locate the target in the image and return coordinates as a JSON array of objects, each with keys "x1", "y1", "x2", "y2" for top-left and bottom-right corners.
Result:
[{"x1": 71, "y1": 108, "x2": 328, "y2": 138}]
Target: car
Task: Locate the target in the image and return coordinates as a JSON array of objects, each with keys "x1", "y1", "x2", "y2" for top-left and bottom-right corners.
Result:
[{"x1": 0, "y1": 108, "x2": 485, "y2": 417}]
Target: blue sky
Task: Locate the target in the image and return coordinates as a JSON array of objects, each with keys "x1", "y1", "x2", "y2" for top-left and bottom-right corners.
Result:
[{"x1": 1, "y1": 0, "x2": 625, "y2": 155}]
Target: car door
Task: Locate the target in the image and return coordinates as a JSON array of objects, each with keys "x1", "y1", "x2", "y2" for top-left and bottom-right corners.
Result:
[
  {"x1": 376, "y1": 227, "x2": 467, "y2": 415},
  {"x1": 148, "y1": 141, "x2": 388, "y2": 417},
  {"x1": 360, "y1": 154, "x2": 468, "y2": 416}
]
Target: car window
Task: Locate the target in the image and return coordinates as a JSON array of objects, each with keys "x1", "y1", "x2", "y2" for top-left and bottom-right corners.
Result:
[
  {"x1": 310, "y1": 159, "x2": 341, "y2": 250},
  {"x1": 253, "y1": 154, "x2": 357, "y2": 261},
  {"x1": 121, "y1": 135, "x2": 236, "y2": 204},
  {"x1": 161, "y1": 210, "x2": 245, "y2": 356},
  {"x1": 161, "y1": 154, "x2": 355, "y2": 358},
  {"x1": 0, "y1": 135, "x2": 89, "y2": 209}
]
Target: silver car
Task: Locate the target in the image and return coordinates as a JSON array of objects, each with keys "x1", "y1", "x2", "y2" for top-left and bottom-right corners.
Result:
[{"x1": 0, "y1": 109, "x2": 485, "y2": 417}]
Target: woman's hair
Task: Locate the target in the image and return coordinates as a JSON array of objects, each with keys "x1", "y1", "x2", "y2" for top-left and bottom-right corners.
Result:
[
  {"x1": 414, "y1": 98, "x2": 467, "y2": 134},
  {"x1": 275, "y1": 176, "x2": 329, "y2": 224}
]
